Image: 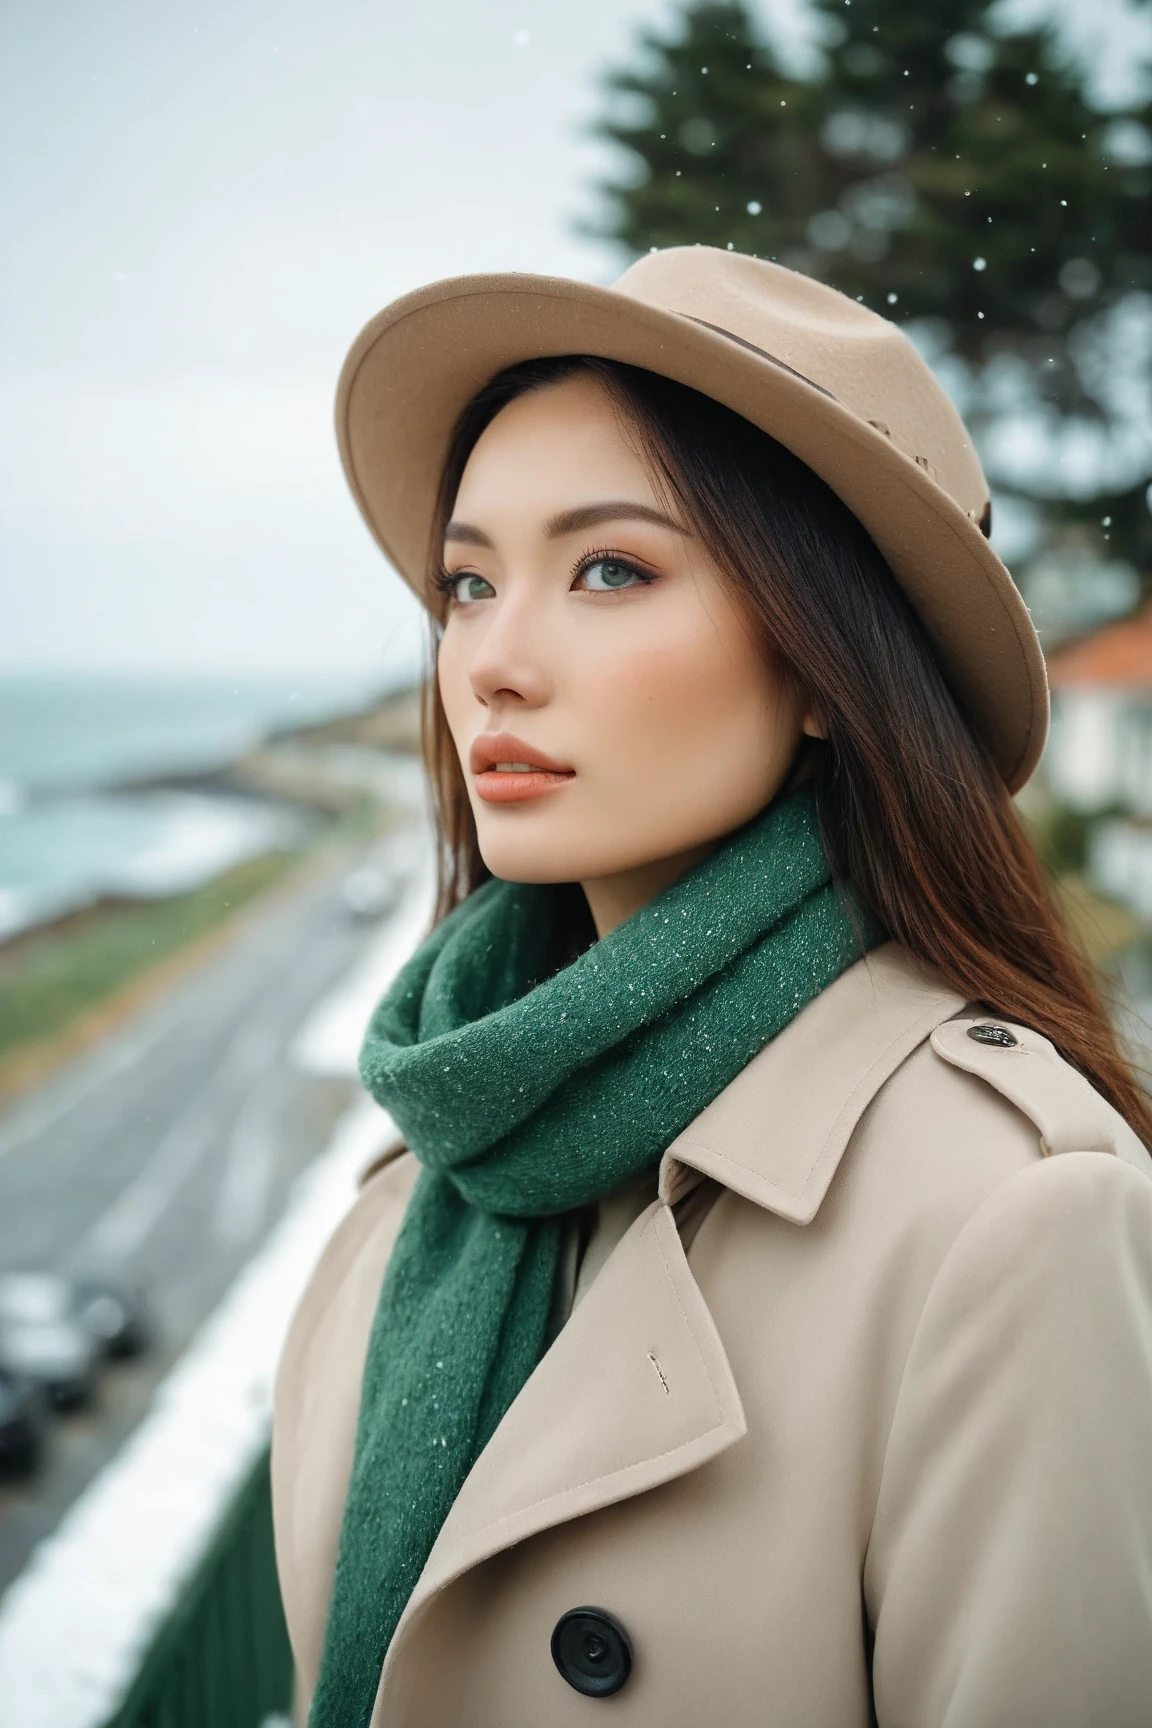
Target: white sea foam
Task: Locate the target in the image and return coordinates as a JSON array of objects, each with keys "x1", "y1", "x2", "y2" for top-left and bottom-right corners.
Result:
[
  {"x1": 0, "y1": 670, "x2": 388, "y2": 940},
  {"x1": 110, "y1": 794, "x2": 303, "y2": 899},
  {"x1": 0, "y1": 792, "x2": 308, "y2": 940},
  {"x1": 0, "y1": 887, "x2": 33, "y2": 944}
]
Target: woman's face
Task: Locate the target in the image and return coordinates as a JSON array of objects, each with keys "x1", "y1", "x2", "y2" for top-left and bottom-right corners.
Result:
[{"x1": 436, "y1": 375, "x2": 816, "y2": 934}]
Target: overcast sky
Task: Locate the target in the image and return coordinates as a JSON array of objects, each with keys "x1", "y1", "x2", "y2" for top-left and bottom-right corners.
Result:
[{"x1": 1, "y1": 0, "x2": 1146, "y2": 681}]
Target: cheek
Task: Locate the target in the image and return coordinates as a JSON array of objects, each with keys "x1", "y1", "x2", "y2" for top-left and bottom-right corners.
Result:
[{"x1": 591, "y1": 605, "x2": 789, "y2": 782}]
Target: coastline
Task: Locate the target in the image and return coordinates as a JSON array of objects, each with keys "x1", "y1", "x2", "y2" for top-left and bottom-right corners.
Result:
[{"x1": 0, "y1": 684, "x2": 420, "y2": 1107}]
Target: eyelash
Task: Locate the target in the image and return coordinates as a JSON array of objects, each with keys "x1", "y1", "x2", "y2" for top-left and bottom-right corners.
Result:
[
  {"x1": 432, "y1": 546, "x2": 658, "y2": 599},
  {"x1": 571, "y1": 546, "x2": 658, "y2": 590},
  {"x1": 431, "y1": 566, "x2": 463, "y2": 599}
]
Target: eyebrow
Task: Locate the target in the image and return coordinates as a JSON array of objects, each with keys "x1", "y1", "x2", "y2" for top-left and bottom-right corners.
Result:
[{"x1": 443, "y1": 500, "x2": 689, "y2": 548}]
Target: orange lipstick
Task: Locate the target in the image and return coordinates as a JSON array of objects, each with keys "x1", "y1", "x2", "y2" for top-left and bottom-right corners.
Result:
[{"x1": 470, "y1": 733, "x2": 576, "y2": 804}]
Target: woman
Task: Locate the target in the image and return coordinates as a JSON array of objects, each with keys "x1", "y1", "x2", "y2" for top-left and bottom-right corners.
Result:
[{"x1": 272, "y1": 246, "x2": 1152, "y2": 1727}]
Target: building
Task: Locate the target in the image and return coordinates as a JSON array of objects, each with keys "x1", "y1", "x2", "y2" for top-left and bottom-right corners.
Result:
[{"x1": 1046, "y1": 604, "x2": 1152, "y2": 816}]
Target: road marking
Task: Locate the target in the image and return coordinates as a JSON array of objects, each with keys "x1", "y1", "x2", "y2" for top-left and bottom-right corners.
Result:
[
  {"x1": 0, "y1": 1019, "x2": 170, "y2": 1163},
  {"x1": 81, "y1": 1101, "x2": 220, "y2": 1265},
  {"x1": 78, "y1": 1005, "x2": 293, "y2": 1264},
  {"x1": 214, "y1": 1078, "x2": 278, "y2": 1246},
  {"x1": 0, "y1": 856, "x2": 339, "y2": 1165},
  {"x1": 212, "y1": 965, "x2": 350, "y2": 1248}
]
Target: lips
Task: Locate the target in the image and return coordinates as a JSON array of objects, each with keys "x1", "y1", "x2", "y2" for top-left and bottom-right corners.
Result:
[{"x1": 469, "y1": 732, "x2": 575, "y2": 804}]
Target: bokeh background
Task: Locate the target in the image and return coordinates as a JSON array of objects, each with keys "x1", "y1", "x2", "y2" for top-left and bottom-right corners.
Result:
[{"x1": 0, "y1": 2, "x2": 1149, "y2": 1722}]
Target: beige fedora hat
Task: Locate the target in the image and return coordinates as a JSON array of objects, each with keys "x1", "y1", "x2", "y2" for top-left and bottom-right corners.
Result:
[{"x1": 336, "y1": 245, "x2": 1048, "y2": 790}]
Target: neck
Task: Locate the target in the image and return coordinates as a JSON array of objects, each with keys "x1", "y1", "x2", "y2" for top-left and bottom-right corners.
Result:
[{"x1": 581, "y1": 840, "x2": 720, "y2": 938}]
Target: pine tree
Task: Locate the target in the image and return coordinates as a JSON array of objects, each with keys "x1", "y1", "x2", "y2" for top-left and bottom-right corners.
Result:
[{"x1": 589, "y1": 0, "x2": 1152, "y2": 590}]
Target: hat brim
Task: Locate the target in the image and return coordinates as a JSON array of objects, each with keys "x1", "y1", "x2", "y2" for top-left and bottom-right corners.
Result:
[{"x1": 337, "y1": 271, "x2": 1048, "y2": 791}]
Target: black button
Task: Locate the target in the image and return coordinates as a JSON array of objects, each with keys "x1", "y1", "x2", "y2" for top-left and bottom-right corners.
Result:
[
  {"x1": 967, "y1": 1023, "x2": 1018, "y2": 1048},
  {"x1": 551, "y1": 1607, "x2": 633, "y2": 1697}
]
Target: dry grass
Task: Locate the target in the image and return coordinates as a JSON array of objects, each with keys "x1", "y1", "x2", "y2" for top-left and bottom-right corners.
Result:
[{"x1": 0, "y1": 850, "x2": 305, "y2": 1101}]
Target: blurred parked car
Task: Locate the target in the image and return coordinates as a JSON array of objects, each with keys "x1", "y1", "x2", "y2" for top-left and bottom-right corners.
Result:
[
  {"x1": 0, "y1": 1276, "x2": 99, "y2": 1410},
  {"x1": 70, "y1": 1273, "x2": 151, "y2": 1359},
  {"x1": 0, "y1": 1368, "x2": 44, "y2": 1476},
  {"x1": 0, "y1": 1271, "x2": 149, "y2": 1409},
  {"x1": 341, "y1": 862, "x2": 399, "y2": 921}
]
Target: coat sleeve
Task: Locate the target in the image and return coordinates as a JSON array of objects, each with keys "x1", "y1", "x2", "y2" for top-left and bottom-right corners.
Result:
[{"x1": 865, "y1": 1149, "x2": 1152, "y2": 1728}]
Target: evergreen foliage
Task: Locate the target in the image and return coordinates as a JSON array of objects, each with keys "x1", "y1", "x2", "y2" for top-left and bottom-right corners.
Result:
[{"x1": 589, "y1": 0, "x2": 1152, "y2": 583}]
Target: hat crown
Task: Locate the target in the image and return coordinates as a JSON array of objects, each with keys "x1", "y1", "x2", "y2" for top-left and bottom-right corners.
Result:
[
  {"x1": 335, "y1": 245, "x2": 1047, "y2": 788},
  {"x1": 614, "y1": 246, "x2": 987, "y2": 520}
]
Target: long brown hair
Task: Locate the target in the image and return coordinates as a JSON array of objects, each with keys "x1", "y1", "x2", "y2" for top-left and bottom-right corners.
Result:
[{"x1": 421, "y1": 354, "x2": 1152, "y2": 1145}]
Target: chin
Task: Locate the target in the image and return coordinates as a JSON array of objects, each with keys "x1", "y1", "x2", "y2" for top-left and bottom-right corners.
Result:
[
  {"x1": 472, "y1": 817, "x2": 685, "y2": 887},
  {"x1": 473, "y1": 815, "x2": 602, "y2": 885},
  {"x1": 476, "y1": 834, "x2": 594, "y2": 886}
]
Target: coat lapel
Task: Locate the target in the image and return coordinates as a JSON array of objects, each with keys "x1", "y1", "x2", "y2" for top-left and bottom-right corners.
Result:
[
  {"x1": 371, "y1": 944, "x2": 965, "y2": 1721},
  {"x1": 377, "y1": 1199, "x2": 745, "y2": 1705},
  {"x1": 660, "y1": 943, "x2": 966, "y2": 1220}
]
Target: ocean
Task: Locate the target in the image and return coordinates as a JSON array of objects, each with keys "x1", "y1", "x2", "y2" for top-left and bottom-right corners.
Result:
[{"x1": 0, "y1": 672, "x2": 381, "y2": 941}]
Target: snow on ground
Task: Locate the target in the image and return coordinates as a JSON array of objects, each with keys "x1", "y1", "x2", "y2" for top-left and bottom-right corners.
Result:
[{"x1": 0, "y1": 1093, "x2": 392, "y2": 1728}]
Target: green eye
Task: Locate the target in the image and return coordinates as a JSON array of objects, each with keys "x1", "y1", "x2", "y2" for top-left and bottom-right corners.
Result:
[
  {"x1": 582, "y1": 559, "x2": 643, "y2": 592},
  {"x1": 452, "y1": 573, "x2": 495, "y2": 603}
]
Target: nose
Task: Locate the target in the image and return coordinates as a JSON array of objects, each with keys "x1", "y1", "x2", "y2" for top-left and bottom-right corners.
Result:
[{"x1": 465, "y1": 588, "x2": 553, "y2": 712}]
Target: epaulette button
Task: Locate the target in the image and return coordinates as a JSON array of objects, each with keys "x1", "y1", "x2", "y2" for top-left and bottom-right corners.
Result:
[{"x1": 967, "y1": 1023, "x2": 1018, "y2": 1049}]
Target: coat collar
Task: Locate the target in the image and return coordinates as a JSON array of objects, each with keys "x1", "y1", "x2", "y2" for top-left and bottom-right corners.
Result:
[
  {"x1": 372, "y1": 943, "x2": 964, "y2": 1723},
  {"x1": 659, "y1": 943, "x2": 966, "y2": 1222}
]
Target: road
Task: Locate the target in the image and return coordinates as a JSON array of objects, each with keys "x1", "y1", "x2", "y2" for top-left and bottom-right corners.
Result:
[{"x1": 0, "y1": 834, "x2": 406, "y2": 1596}]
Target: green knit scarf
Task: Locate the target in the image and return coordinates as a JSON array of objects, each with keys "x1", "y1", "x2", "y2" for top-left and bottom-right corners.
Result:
[{"x1": 308, "y1": 788, "x2": 877, "y2": 1726}]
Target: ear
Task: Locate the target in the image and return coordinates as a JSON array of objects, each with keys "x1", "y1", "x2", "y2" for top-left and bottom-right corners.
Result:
[{"x1": 801, "y1": 706, "x2": 827, "y2": 741}]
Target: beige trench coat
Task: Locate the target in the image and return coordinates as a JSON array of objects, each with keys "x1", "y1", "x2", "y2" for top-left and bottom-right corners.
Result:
[{"x1": 272, "y1": 944, "x2": 1152, "y2": 1726}]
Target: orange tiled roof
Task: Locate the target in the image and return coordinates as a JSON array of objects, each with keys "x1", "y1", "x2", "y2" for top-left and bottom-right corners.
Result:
[{"x1": 1049, "y1": 606, "x2": 1152, "y2": 690}]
